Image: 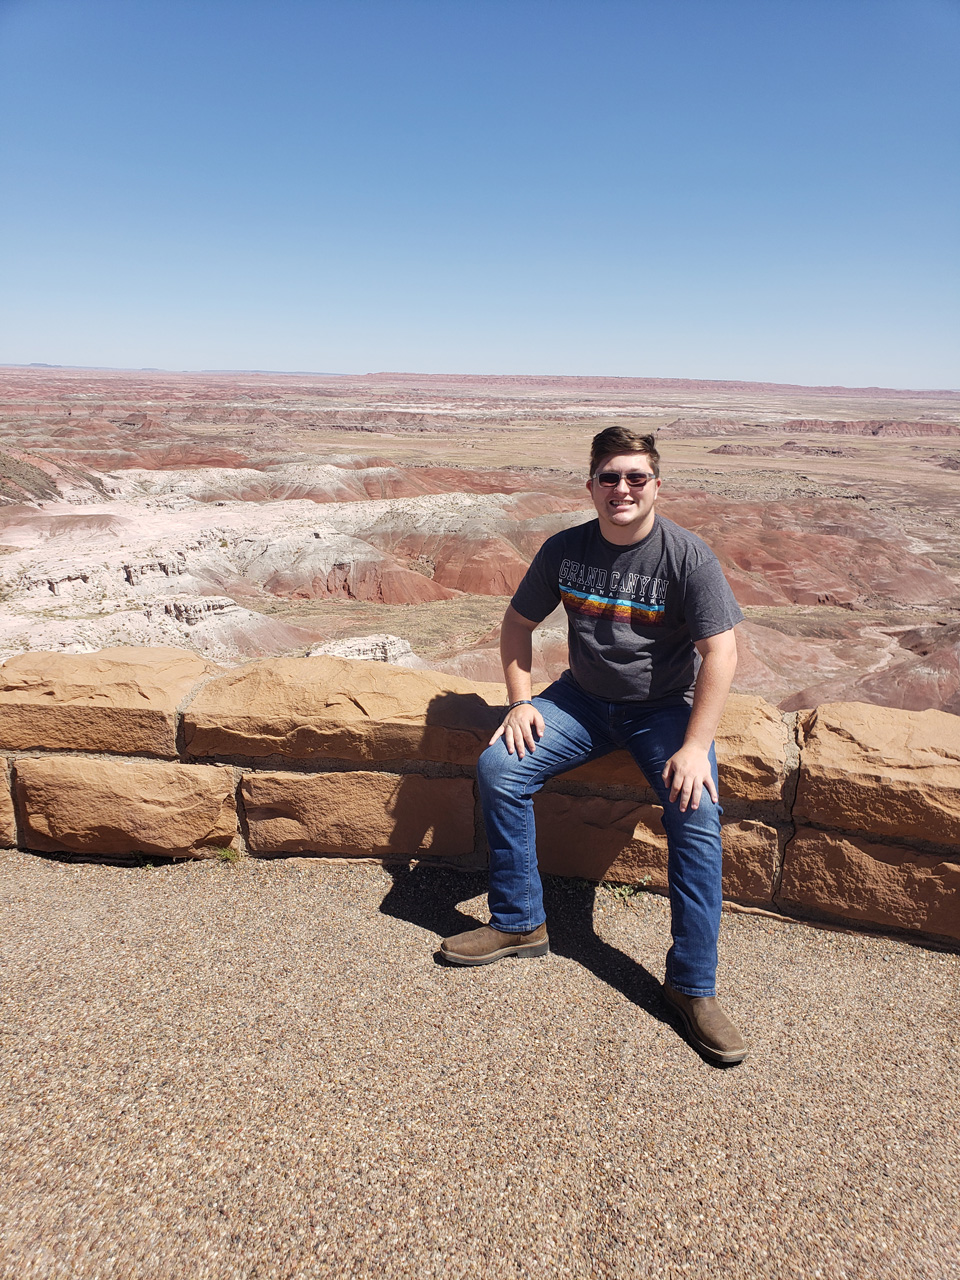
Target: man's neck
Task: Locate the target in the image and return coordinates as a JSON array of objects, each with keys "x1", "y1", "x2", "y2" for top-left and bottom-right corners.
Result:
[{"x1": 598, "y1": 511, "x2": 658, "y2": 546}]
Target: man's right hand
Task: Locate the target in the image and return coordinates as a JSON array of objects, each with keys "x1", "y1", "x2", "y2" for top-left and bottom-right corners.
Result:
[{"x1": 489, "y1": 702, "x2": 545, "y2": 759}]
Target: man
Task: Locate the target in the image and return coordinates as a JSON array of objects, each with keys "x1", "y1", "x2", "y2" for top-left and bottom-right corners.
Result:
[{"x1": 440, "y1": 425, "x2": 746, "y2": 1065}]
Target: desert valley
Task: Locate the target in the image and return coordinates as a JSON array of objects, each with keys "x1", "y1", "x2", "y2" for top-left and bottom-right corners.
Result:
[{"x1": 1, "y1": 364, "x2": 959, "y2": 714}]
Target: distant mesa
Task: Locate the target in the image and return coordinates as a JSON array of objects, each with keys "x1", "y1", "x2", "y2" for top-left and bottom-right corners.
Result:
[
  {"x1": 779, "y1": 418, "x2": 959, "y2": 437},
  {"x1": 708, "y1": 444, "x2": 778, "y2": 456},
  {"x1": 671, "y1": 417, "x2": 959, "y2": 439}
]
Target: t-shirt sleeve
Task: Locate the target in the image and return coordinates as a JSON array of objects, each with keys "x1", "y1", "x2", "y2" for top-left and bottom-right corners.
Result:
[
  {"x1": 510, "y1": 542, "x2": 562, "y2": 624},
  {"x1": 682, "y1": 556, "x2": 744, "y2": 641}
]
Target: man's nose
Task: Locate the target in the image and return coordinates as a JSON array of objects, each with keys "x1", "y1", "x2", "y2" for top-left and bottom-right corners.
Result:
[{"x1": 613, "y1": 475, "x2": 631, "y2": 493}]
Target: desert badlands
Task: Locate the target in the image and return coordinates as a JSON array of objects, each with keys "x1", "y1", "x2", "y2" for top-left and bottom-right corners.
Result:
[
  {"x1": 1, "y1": 364, "x2": 959, "y2": 714},
  {"x1": 2, "y1": 366, "x2": 959, "y2": 1279}
]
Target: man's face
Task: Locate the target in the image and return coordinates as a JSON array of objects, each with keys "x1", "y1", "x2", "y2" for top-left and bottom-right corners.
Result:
[{"x1": 586, "y1": 451, "x2": 661, "y2": 544}]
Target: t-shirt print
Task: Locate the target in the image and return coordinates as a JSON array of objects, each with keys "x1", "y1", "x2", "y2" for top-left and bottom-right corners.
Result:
[{"x1": 558, "y1": 558, "x2": 669, "y2": 626}]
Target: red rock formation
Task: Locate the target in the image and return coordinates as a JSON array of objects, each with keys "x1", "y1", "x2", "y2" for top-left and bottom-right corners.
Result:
[
  {"x1": 119, "y1": 414, "x2": 172, "y2": 436},
  {"x1": 782, "y1": 623, "x2": 960, "y2": 715},
  {"x1": 259, "y1": 548, "x2": 459, "y2": 605},
  {"x1": 662, "y1": 494, "x2": 957, "y2": 609},
  {"x1": 429, "y1": 536, "x2": 530, "y2": 595}
]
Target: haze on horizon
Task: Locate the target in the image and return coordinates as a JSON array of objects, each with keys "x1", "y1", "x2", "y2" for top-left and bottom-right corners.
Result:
[{"x1": 1, "y1": 0, "x2": 957, "y2": 389}]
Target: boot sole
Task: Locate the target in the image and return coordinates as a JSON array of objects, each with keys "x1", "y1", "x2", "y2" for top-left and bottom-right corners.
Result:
[
  {"x1": 663, "y1": 989, "x2": 747, "y2": 1066},
  {"x1": 440, "y1": 938, "x2": 550, "y2": 966}
]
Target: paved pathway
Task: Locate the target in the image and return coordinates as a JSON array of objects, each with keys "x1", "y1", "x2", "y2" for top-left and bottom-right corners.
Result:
[{"x1": 1, "y1": 848, "x2": 957, "y2": 1279}]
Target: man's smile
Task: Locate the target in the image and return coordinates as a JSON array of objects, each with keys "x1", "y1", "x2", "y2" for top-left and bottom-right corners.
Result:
[{"x1": 586, "y1": 450, "x2": 661, "y2": 544}]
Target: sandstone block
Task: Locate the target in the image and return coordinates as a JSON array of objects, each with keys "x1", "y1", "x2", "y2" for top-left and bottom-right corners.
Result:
[
  {"x1": 534, "y1": 794, "x2": 668, "y2": 885},
  {"x1": 533, "y1": 792, "x2": 779, "y2": 905},
  {"x1": 185, "y1": 657, "x2": 504, "y2": 764},
  {"x1": 565, "y1": 695, "x2": 789, "y2": 804},
  {"x1": 15, "y1": 756, "x2": 238, "y2": 857},
  {"x1": 715, "y1": 695, "x2": 791, "y2": 803},
  {"x1": 562, "y1": 752, "x2": 650, "y2": 790},
  {"x1": 717, "y1": 819, "x2": 781, "y2": 906},
  {"x1": 0, "y1": 647, "x2": 218, "y2": 758},
  {"x1": 0, "y1": 759, "x2": 16, "y2": 847},
  {"x1": 795, "y1": 702, "x2": 960, "y2": 845},
  {"x1": 242, "y1": 770, "x2": 475, "y2": 859},
  {"x1": 778, "y1": 827, "x2": 960, "y2": 941}
]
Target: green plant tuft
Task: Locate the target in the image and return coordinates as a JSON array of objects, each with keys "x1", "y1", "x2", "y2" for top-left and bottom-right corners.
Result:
[
  {"x1": 604, "y1": 878, "x2": 651, "y2": 903},
  {"x1": 213, "y1": 846, "x2": 246, "y2": 863}
]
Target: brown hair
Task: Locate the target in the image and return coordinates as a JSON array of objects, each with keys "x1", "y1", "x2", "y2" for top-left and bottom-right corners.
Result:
[{"x1": 589, "y1": 426, "x2": 660, "y2": 478}]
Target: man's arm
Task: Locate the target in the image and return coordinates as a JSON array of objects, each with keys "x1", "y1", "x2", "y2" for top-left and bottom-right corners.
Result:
[
  {"x1": 661, "y1": 627, "x2": 738, "y2": 812},
  {"x1": 488, "y1": 604, "x2": 545, "y2": 759}
]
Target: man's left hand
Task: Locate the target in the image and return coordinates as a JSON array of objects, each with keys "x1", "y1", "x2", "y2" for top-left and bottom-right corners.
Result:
[{"x1": 662, "y1": 744, "x2": 718, "y2": 813}]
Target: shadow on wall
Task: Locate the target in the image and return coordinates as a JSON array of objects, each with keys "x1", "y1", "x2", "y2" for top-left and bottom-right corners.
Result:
[
  {"x1": 378, "y1": 862, "x2": 670, "y2": 1025},
  {"x1": 367, "y1": 687, "x2": 502, "y2": 862},
  {"x1": 420, "y1": 687, "x2": 504, "y2": 757}
]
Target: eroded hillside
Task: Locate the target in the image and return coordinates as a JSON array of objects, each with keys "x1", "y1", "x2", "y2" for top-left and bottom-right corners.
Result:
[{"x1": 2, "y1": 365, "x2": 959, "y2": 712}]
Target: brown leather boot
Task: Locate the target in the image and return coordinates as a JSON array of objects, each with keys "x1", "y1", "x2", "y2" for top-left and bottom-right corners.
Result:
[
  {"x1": 440, "y1": 923, "x2": 549, "y2": 966},
  {"x1": 663, "y1": 981, "x2": 747, "y2": 1065}
]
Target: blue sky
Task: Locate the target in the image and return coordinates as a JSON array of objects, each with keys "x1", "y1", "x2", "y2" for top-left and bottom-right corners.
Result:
[{"x1": 0, "y1": 0, "x2": 957, "y2": 387}]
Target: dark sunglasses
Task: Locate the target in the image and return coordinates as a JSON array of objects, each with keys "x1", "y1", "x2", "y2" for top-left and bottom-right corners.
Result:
[{"x1": 592, "y1": 470, "x2": 657, "y2": 488}]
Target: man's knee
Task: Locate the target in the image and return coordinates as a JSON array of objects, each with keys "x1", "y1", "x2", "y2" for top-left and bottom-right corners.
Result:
[
  {"x1": 477, "y1": 739, "x2": 515, "y2": 795},
  {"x1": 478, "y1": 736, "x2": 545, "y2": 799},
  {"x1": 661, "y1": 791, "x2": 722, "y2": 837}
]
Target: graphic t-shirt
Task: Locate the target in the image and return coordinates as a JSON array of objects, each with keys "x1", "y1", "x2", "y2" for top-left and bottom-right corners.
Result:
[{"x1": 510, "y1": 515, "x2": 743, "y2": 703}]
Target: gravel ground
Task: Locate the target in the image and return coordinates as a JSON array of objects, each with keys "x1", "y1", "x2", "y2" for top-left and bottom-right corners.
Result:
[{"x1": 1, "y1": 848, "x2": 957, "y2": 1280}]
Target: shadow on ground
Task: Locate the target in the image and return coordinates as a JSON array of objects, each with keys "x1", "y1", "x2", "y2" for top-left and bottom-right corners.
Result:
[{"x1": 379, "y1": 861, "x2": 670, "y2": 1025}]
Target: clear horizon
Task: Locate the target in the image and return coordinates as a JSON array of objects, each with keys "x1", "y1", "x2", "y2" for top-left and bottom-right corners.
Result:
[
  {"x1": 5, "y1": 361, "x2": 959, "y2": 395},
  {"x1": 1, "y1": 0, "x2": 958, "y2": 388}
]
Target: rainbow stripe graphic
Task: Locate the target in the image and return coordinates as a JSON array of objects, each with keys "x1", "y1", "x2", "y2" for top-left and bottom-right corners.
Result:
[{"x1": 560, "y1": 586, "x2": 664, "y2": 625}]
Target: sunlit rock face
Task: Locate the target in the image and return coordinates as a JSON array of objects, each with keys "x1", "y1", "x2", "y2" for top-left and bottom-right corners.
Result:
[
  {"x1": 0, "y1": 646, "x2": 956, "y2": 943},
  {"x1": 15, "y1": 755, "x2": 240, "y2": 857},
  {"x1": 0, "y1": 646, "x2": 217, "y2": 756}
]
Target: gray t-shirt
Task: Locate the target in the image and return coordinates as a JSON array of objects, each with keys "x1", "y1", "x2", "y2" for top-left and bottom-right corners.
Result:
[{"x1": 511, "y1": 514, "x2": 743, "y2": 703}]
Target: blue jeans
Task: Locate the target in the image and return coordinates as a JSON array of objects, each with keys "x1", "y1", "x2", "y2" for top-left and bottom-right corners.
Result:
[{"x1": 476, "y1": 678, "x2": 723, "y2": 997}]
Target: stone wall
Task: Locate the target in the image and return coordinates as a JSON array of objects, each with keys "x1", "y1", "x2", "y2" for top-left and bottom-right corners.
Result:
[{"x1": 1, "y1": 647, "x2": 957, "y2": 946}]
